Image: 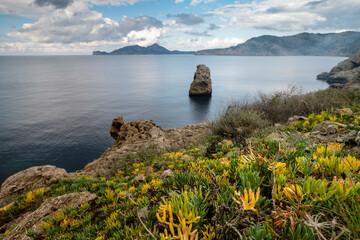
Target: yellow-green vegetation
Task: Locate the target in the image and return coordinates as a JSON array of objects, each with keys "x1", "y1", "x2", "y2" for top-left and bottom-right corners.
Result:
[
  {"x1": 2, "y1": 134, "x2": 360, "y2": 239},
  {"x1": 286, "y1": 105, "x2": 360, "y2": 132}
]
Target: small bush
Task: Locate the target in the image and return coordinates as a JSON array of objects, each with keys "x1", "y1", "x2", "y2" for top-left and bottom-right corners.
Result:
[
  {"x1": 210, "y1": 108, "x2": 270, "y2": 143},
  {"x1": 253, "y1": 87, "x2": 360, "y2": 124}
]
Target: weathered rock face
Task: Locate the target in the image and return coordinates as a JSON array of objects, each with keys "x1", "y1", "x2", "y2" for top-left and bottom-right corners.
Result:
[
  {"x1": 76, "y1": 117, "x2": 209, "y2": 178},
  {"x1": 0, "y1": 165, "x2": 70, "y2": 206},
  {"x1": 189, "y1": 64, "x2": 212, "y2": 96},
  {"x1": 317, "y1": 49, "x2": 360, "y2": 88},
  {"x1": 3, "y1": 192, "x2": 96, "y2": 240}
]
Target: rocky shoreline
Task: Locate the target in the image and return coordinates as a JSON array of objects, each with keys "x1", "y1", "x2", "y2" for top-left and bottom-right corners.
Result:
[
  {"x1": 0, "y1": 117, "x2": 208, "y2": 206},
  {"x1": 317, "y1": 49, "x2": 360, "y2": 88}
]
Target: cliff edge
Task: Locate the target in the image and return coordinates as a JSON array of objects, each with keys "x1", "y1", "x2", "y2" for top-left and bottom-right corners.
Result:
[{"x1": 0, "y1": 117, "x2": 208, "y2": 206}]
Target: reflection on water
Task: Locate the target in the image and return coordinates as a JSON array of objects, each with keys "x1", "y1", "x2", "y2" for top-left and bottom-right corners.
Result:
[{"x1": 189, "y1": 95, "x2": 212, "y2": 122}]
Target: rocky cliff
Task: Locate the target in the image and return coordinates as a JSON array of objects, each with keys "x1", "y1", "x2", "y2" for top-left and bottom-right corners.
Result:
[
  {"x1": 196, "y1": 31, "x2": 360, "y2": 56},
  {"x1": 0, "y1": 118, "x2": 208, "y2": 206},
  {"x1": 317, "y1": 49, "x2": 360, "y2": 89}
]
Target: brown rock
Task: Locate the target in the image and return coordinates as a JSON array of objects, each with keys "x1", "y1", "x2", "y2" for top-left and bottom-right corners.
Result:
[
  {"x1": 335, "y1": 108, "x2": 353, "y2": 115},
  {"x1": 135, "y1": 175, "x2": 146, "y2": 183},
  {"x1": 4, "y1": 192, "x2": 96, "y2": 240},
  {"x1": 161, "y1": 169, "x2": 175, "y2": 180},
  {"x1": 189, "y1": 64, "x2": 212, "y2": 96},
  {"x1": 0, "y1": 165, "x2": 70, "y2": 206},
  {"x1": 311, "y1": 121, "x2": 347, "y2": 135},
  {"x1": 76, "y1": 118, "x2": 208, "y2": 178}
]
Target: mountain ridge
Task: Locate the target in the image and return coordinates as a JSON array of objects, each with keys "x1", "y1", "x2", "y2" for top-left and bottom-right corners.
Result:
[
  {"x1": 93, "y1": 43, "x2": 195, "y2": 55},
  {"x1": 196, "y1": 31, "x2": 360, "y2": 56}
]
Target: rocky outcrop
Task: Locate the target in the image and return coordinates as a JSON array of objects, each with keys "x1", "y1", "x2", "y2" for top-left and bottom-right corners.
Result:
[
  {"x1": 0, "y1": 118, "x2": 208, "y2": 206},
  {"x1": 317, "y1": 49, "x2": 360, "y2": 88},
  {"x1": 189, "y1": 65, "x2": 212, "y2": 96},
  {"x1": 0, "y1": 166, "x2": 70, "y2": 206},
  {"x1": 3, "y1": 192, "x2": 96, "y2": 240},
  {"x1": 77, "y1": 116, "x2": 208, "y2": 177}
]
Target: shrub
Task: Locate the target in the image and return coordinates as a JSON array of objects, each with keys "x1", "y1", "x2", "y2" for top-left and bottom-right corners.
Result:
[
  {"x1": 211, "y1": 88, "x2": 360, "y2": 141},
  {"x1": 210, "y1": 108, "x2": 270, "y2": 143}
]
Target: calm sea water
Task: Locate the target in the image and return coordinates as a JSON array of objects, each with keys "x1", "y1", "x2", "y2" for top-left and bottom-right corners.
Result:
[{"x1": 0, "y1": 55, "x2": 343, "y2": 183}]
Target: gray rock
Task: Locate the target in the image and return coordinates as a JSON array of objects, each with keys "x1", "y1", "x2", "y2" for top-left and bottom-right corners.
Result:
[
  {"x1": 189, "y1": 64, "x2": 212, "y2": 96},
  {"x1": 344, "y1": 130, "x2": 358, "y2": 145},
  {"x1": 316, "y1": 72, "x2": 330, "y2": 80},
  {"x1": 4, "y1": 192, "x2": 96, "y2": 240},
  {"x1": 161, "y1": 169, "x2": 174, "y2": 180},
  {"x1": 356, "y1": 132, "x2": 360, "y2": 146}
]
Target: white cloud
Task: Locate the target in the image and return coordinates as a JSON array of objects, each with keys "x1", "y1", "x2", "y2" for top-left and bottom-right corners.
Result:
[
  {"x1": 190, "y1": 0, "x2": 215, "y2": 6},
  {"x1": 7, "y1": 3, "x2": 163, "y2": 44},
  {"x1": 87, "y1": 0, "x2": 146, "y2": 6},
  {"x1": 175, "y1": 0, "x2": 184, "y2": 3},
  {"x1": 210, "y1": 0, "x2": 360, "y2": 31},
  {"x1": 3, "y1": 0, "x2": 164, "y2": 53}
]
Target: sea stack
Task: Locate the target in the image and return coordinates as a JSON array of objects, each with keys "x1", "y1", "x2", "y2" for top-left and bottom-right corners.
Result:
[{"x1": 189, "y1": 64, "x2": 212, "y2": 96}]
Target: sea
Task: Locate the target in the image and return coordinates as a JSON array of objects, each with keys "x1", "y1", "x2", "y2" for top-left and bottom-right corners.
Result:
[{"x1": 0, "y1": 55, "x2": 344, "y2": 184}]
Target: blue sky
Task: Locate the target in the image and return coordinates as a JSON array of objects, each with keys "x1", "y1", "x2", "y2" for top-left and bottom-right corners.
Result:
[{"x1": 0, "y1": 0, "x2": 359, "y2": 54}]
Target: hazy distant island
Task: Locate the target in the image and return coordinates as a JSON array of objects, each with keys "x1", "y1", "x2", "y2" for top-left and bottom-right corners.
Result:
[
  {"x1": 196, "y1": 31, "x2": 360, "y2": 56},
  {"x1": 93, "y1": 43, "x2": 195, "y2": 55}
]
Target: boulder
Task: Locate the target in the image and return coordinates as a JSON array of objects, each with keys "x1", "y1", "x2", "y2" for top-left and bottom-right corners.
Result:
[
  {"x1": 189, "y1": 64, "x2": 212, "y2": 96},
  {"x1": 3, "y1": 192, "x2": 96, "y2": 240},
  {"x1": 0, "y1": 165, "x2": 70, "y2": 206}
]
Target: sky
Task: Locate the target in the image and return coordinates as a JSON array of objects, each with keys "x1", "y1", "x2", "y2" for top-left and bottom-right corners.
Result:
[{"x1": 0, "y1": 0, "x2": 360, "y2": 55}]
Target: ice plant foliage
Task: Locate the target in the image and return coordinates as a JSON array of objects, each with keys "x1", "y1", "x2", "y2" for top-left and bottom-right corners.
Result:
[{"x1": 233, "y1": 187, "x2": 260, "y2": 212}]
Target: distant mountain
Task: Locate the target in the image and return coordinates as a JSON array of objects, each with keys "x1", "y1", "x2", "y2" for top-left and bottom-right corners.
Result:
[
  {"x1": 196, "y1": 31, "x2": 360, "y2": 56},
  {"x1": 93, "y1": 44, "x2": 195, "y2": 55}
]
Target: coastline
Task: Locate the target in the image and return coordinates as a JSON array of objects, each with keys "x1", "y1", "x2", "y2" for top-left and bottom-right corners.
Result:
[{"x1": 0, "y1": 116, "x2": 209, "y2": 206}]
